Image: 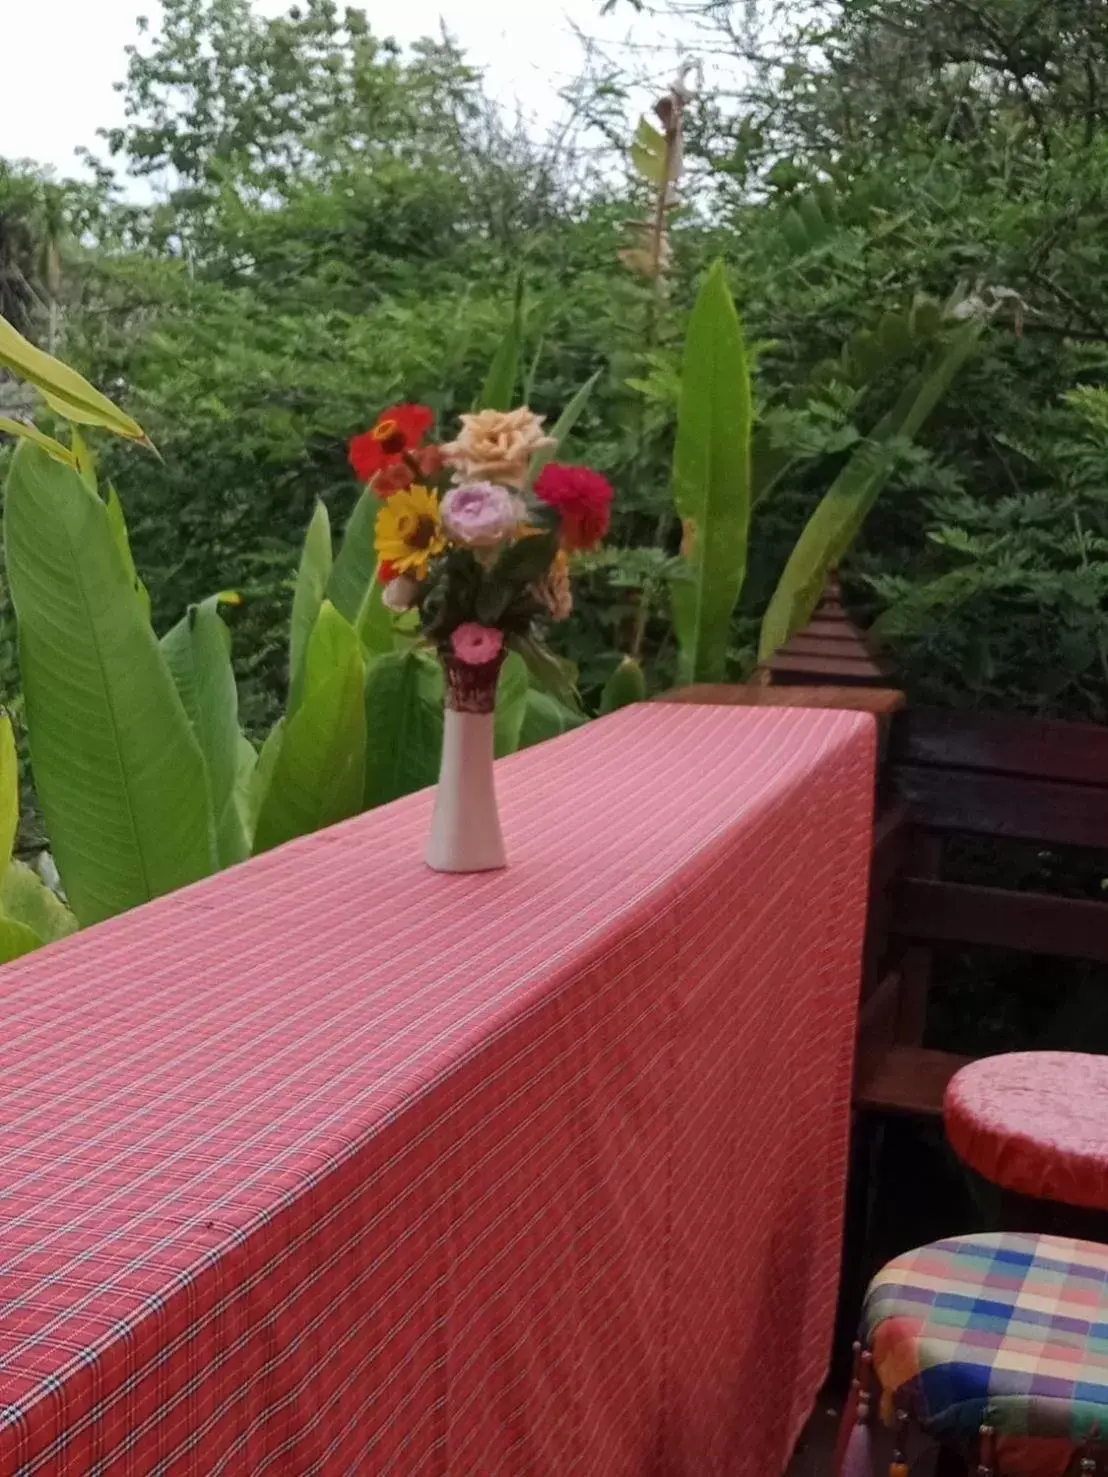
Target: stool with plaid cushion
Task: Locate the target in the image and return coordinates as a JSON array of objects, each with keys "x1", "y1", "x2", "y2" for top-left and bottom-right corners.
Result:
[{"x1": 839, "y1": 1232, "x2": 1108, "y2": 1476}]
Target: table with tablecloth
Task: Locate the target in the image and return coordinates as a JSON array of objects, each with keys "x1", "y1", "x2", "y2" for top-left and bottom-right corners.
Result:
[{"x1": 0, "y1": 703, "x2": 875, "y2": 1475}]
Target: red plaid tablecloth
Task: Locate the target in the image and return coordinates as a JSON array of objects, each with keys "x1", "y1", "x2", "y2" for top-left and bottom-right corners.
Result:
[{"x1": 0, "y1": 703, "x2": 874, "y2": 1475}]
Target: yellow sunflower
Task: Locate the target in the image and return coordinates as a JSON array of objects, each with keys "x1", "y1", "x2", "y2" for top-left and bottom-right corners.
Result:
[{"x1": 374, "y1": 484, "x2": 446, "y2": 578}]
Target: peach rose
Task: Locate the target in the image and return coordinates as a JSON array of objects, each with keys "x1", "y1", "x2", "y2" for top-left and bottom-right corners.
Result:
[{"x1": 442, "y1": 408, "x2": 556, "y2": 489}]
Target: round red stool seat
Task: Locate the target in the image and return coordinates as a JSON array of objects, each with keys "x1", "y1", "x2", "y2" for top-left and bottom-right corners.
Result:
[{"x1": 944, "y1": 1052, "x2": 1108, "y2": 1211}]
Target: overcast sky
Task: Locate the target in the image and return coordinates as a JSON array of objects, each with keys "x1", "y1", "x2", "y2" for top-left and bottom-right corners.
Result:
[{"x1": 1, "y1": 0, "x2": 699, "y2": 181}]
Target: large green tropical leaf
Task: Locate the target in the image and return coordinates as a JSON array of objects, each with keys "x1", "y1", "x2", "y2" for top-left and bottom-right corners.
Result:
[
  {"x1": 0, "y1": 715, "x2": 18, "y2": 870},
  {"x1": 326, "y1": 489, "x2": 394, "y2": 657},
  {"x1": 105, "y1": 486, "x2": 151, "y2": 621},
  {"x1": 494, "y1": 651, "x2": 530, "y2": 757},
  {"x1": 4, "y1": 442, "x2": 216, "y2": 924},
  {"x1": 0, "y1": 916, "x2": 45, "y2": 965},
  {"x1": 478, "y1": 274, "x2": 524, "y2": 411},
  {"x1": 517, "y1": 689, "x2": 588, "y2": 749},
  {"x1": 758, "y1": 320, "x2": 983, "y2": 662},
  {"x1": 327, "y1": 488, "x2": 377, "y2": 624},
  {"x1": 599, "y1": 656, "x2": 647, "y2": 715},
  {"x1": 244, "y1": 722, "x2": 283, "y2": 844},
  {"x1": 0, "y1": 712, "x2": 77, "y2": 955},
  {"x1": 0, "y1": 417, "x2": 76, "y2": 470},
  {"x1": 0, "y1": 861, "x2": 77, "y2": 945},
  {"x1": 670, "y1": 260, "x2": 753, "y2": 683},
  {"x1": 289, "y1": 499, "x2": 332, "y2": 712},
  {"x1": 253, "y1": 601, "x2": 366, "y2": 854},
  {"x1": 0, "y1": 316, "x2": 151, "y2": 446},
  {"x1": 363, "y1": 650, "x2": 444, "y2": 808},
  {"x1": 161, "y1": 595, "x2": 250, "y2": 867}
]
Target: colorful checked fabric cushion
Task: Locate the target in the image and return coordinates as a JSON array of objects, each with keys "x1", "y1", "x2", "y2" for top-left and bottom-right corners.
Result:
[{"x1": 863, "y1": 1233, "x2": 1108, "y2": 1444}]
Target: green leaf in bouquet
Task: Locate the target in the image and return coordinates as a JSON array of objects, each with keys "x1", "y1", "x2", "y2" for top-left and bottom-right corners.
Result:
[
  {"x1": 491, "y1": 528, "x2": 559, "y2": 588},
  {"x1": 420, "y1": 548, "x2": 483, "y2": 642}
]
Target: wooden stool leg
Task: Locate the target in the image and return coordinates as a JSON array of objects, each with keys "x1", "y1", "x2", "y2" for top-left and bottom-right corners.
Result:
[{"x1": 976, "y1": 1425, "x2": 997, "y2": 1477}]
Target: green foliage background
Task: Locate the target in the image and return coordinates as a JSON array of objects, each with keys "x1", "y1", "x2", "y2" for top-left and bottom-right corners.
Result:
[{"x1": 4, "y1": 0, "x2": 1108, "y2": 735}]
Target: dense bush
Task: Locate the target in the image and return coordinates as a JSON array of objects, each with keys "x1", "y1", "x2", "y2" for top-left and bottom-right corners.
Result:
[{"x1": 4, "y1": 0, "x2": 1108, "y2": 728}]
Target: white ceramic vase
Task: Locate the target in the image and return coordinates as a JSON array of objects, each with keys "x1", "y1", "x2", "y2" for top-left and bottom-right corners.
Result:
[{"x1": 424, "y1": 656, "x2": 507, "y2": 874}]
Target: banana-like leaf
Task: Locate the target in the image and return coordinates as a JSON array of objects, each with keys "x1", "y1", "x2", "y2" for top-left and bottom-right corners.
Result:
[
  {"x1": 478, "y1": 274, "x2": 524, "y2": 412},
  {"x1": 527, "y1": 370, "x2": 601, "y2": 487},
  {"x1": 363, "y1": 650, "x2": 444, "y2": 808},
  {"x1": 758, "y1": 320, "x2": 983, "y2": 662},
  {"x1": 325, "y1": 494, "x2": 397, "y2": 659},
  {"x1": 0, "y1": 916, "x2": 44, "y2": 965},
  {"x1": 161, "y1": 595, "x2": 250, "y2": 867},
  {"x1": 0, "y1": 316, "x2": 151, "y2": 446},
  {"x1": 0, "y1": 417, "x2": 76, "y2": 470},
  {"x1": 244, "y1": 722, "x2": 283, "y2": 843},
  {"x1": 0, "y1": 860, "x2": 77, "y2": 945},
  {"x1": 327, "y1": 489, "x2": 377, "y2": 625},
  {"x1": 494, "y1": 652, "x2": 530, "y2": 757},
  {"x1": 105, "y1": 486, "x2": 151, "y2": 622},
  {"x1": 253, "y1": 601, "x2": 366, "y2": 854},
  {"x1": 599, "y1": 656, "x2": 647, "y2": 715},
  {"x1": 71, "y1": 427, "x2": 97, "y2": 491},
  {"x1": 4, "y1": 443, "x2": 216, "y2": 924},
  {"x1": 511, "y1": 634, "x2": 583, "y2": 713},
  {"x1": 518, "y1": 689, "x2": 587, "y2": 749},
  {"x1": 671, "y1": 261, "x2": 753, "y2": 683},
  {"x1": 0, "y1": 715, "x2": 17, "y2": 871},
  {"x1": 289, "y1": 500, "x2": 332, "y2": 712}
]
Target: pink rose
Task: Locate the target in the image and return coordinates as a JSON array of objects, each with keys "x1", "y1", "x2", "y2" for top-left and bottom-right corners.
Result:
[
  {"x1": 451, "y1": 623, "x2": 505, "y2": 667},
  {"x1": 441, "y1": 482, "x2": 523, "y2": 547}
]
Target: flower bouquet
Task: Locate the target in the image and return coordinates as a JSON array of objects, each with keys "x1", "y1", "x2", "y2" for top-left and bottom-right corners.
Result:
[{"x1": 349, "y1": 402, "x2": 613, "y2": 872}]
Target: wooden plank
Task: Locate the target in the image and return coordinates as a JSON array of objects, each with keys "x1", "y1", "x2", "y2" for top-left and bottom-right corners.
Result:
[
  {"x1": 770, "y1": 653, "x2": 888, "y2": 681},
  {"x1": 895, "y1": 708, "x2": 1108, "y2": 787},
  {"x1": 780, "y1": 636, "x2": 883, "y2": 660},
  {"x1": 871, "y1": 801, "x2": 911, "y2": 895},
  {"x1": 857, "y1": 967, "x2": 902, "y2": 1045},
  {"x1": 656, "y1": 685, "x2": 906, "y2": 715},
  {"x1": 895, "y1": 877, "x2": 1108, "y2": 962},
  {"x1": 893, "y1": 764, "x2": 1108, "y2": 848},
  {"x1": 854, "y1": 1045, "x2": 972, "y2": 1117}
]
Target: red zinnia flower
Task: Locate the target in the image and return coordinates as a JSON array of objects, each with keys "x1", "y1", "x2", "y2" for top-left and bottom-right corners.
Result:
[
  {"x1": 534, "y1": 463, "x2": 614, "y2": 551},
  {"x1": 348, "y1": 404, "x2": 435, "y2": 485}
]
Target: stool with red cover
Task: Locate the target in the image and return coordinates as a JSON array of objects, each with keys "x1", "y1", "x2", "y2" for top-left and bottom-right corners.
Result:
[{"x1": 945, "y1": 1052, "x2": 1108, "y2": 1214}]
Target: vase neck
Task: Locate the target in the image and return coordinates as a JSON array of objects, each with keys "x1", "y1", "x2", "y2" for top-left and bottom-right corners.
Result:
[{"x1": 442, "y1": 651, "x2": 505, "y2": 714}]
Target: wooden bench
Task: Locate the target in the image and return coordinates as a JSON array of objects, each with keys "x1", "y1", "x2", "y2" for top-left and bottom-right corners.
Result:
[{"x1": 855, "y1": 707, "x2": 1108, "y2": 1119}]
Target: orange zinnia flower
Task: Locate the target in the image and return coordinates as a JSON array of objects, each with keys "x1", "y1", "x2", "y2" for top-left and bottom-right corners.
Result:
[{"x1": 348, "y1": 404, "x2": 434, "y2": 485}]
